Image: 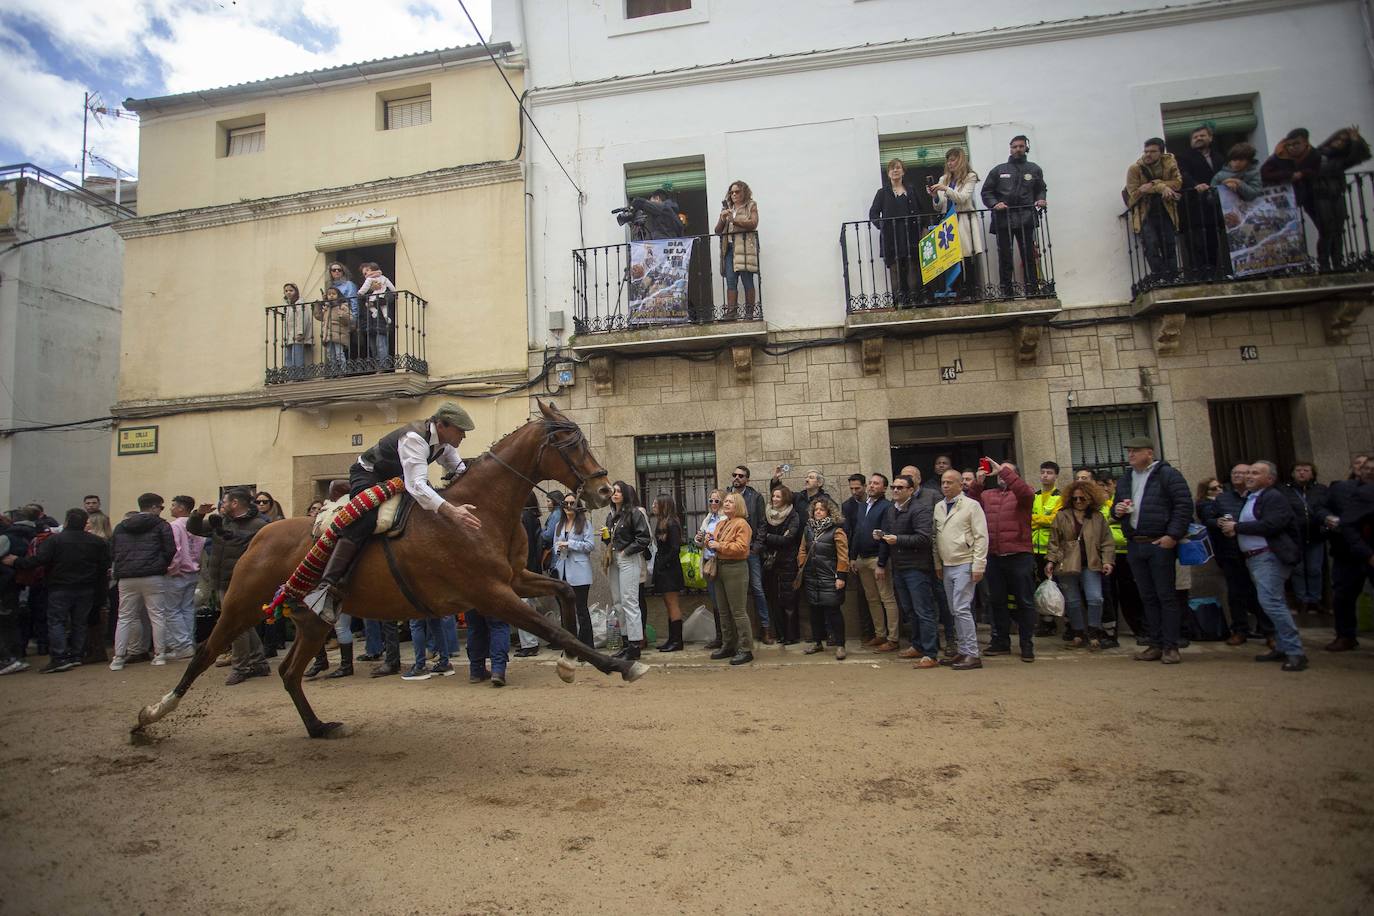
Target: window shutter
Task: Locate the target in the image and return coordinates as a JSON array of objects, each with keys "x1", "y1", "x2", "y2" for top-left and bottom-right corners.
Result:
[
  {"x1": 385, "y1": 96, "x2": 432, "y2": 130},
  {"x1": 879, "y1": 131, "x2": 969, "y2": 170},
  {"x1": 226, "y1": 125, "x2": 265, "y2": 156},
  {"x1": 1161, "y1": 99, "x2": 1257, "y2": 140},
  {"x1": 625, "y1": 159, "x2": 707, "y2": 198}
]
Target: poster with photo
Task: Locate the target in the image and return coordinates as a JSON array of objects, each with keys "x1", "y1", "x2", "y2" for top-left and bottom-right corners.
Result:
[
  {"x1": 628, "y1": 238, "x2": 694, "y2": 326},
  {"x1": 1219, "y1": 184, "x2": 1307, "y2": 278}
]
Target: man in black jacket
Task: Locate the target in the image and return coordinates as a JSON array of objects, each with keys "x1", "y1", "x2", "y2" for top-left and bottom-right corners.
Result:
[
  {"x1": 1176, "y1": 124, "x2": 1227, "y2": 278},
  {"x1": 1319, "y1": 459, "x2": 1374, "y2": 651},
  {"x1": 1200, "y1": 463, "x2": 1268, "y2": 643},
  {"x1": 839, "y1": 473, "x2": 874, "y2": 642},
  {"x1": 1218, "y1": 460, "x2": 1307, "y2": 671},
  {"x1": 1284, "y1": 461, "x2": 1329, "y2": 612},
  {"x1": 852, "y1": 473, "x2": 900, "y2": 651},
  {"x1": 4, "y1": 508, "x2": 109, "y2": 672},
  {"x1": 110, "y1": 493, "x2": 176, "y2": 671},
  {"x1": 728, "y1": 465, "x2": 773, "y2": 642},
  {"x1": 1113, "y1": 437, "x2": 1192, "y2": 664},
  {"x1": 981, "y1": 135, "x2": 1048, "y2": 296},
  {"x1": 879, "y1": 475, "x2": 938, "y2": 666},
  {"x1": 189, "y1": 488, "x2": 272, "y2": 684}
]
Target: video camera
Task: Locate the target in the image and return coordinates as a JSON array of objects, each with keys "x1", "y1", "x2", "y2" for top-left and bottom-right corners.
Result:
[{"x1": 612, "y1": 205, "x2": 647, "y2": 229}]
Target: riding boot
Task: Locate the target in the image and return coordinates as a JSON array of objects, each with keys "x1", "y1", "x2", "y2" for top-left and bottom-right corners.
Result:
[
  {"x1": 318, "y1": 539, "x2": 362, "y2": 598},
  {"x1": 325, "y1": 643, "x2": 354, "y2": 678},
  {"x1": 657, "y1": 619, "x2": 683, "y2": 652},
  {"x1": 305, "y1": 648, "x2": 329, "y2": 679}
]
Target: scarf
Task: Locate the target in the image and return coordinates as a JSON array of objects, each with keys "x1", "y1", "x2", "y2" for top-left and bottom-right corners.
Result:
[
  {"x1": 765, "y1": 504, "x2": 794, "y2": 526},
  {"x1": 808, "y1": 516, "x2": 834, "y2": 535}
]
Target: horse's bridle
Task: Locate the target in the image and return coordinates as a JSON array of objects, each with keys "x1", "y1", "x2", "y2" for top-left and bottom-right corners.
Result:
[{"x1": 484, "y1": 417, "x2": 609, "y2": 502}]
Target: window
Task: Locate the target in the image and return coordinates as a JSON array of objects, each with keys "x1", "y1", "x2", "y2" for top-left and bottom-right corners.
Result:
[
  {"x1": 627, "y1": 0, "x2": 691, "y2": 18},
  {"x1": 225, "y1": 123, "x2": 265, "y2": 157},
  {"x1": 635, "y1": 433, "x2": 716, "y2": 541},
  {"x1": 385, "y1": 94, "x2": 432, "y2": 130},
  {"x1": 879, "y1": 129, "x2": 969, "y2": 189},
  {"x1": 625, "y1": 156, "x2": 707, "y2": 234},
  {"x1": 1068, "y1": 405, "x2": 1159, "y2": 480},
  {"x1": 1161, "y1": 97, "x2": 1256, "y2": 161}
]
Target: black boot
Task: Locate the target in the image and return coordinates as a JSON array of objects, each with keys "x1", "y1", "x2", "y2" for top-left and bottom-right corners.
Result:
[
  {"x1": 657, "y1": 619, "x2": 684, "y2": 652},
  {"x1": 304, "y1": 648, "x2": 329, "y2": 679},
  {"x1": 317, "y1": 538, "x2": 362, "y2": 601},
  {"x1": 325, "y1": 643, "x2": 354, "y2": 678}
]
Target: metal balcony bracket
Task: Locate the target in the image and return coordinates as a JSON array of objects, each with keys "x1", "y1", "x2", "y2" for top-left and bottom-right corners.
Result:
[
  {"x1": 376, "y1": 402, "x2": 399, "y2": 424},
  {"x1": 861, "y1": 337, "x2": 884, "y2": 376},
  {"x1": 731, "y1": 345, "x2": 754, "y2": 384},
  {"x1": 589, "y1": 355, "x2": 615, "y2": 395},
  {"x1": 1323, "y1": 293, "x2": 1369, "y2": 344},
  {"x1": 1014, "y1": 323, "x2": 1044, "y2": 366},
  {"x1": 1152, "y1": 312, "x2": 1187, "y2": 356}
]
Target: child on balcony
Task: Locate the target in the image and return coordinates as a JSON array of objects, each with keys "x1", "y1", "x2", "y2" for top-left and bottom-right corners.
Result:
[
  {"x1": 315, "y1": 285, "x2": 352, "y2": 368},
  {"x1": 356, "y1": 262, "x2": 397, "y2": 368}
]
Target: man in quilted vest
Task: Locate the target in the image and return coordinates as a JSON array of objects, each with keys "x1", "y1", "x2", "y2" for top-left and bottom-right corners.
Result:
[{"x1": 968, "y1": 460, "x2": 1038, "y2": 662}]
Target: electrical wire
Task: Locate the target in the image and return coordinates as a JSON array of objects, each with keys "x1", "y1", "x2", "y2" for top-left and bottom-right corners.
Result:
[
  {"x1": 454, "y1": 0, "x2": 584, "y2": 202},
  {"x1": 0, "y1": 220, "x2": 119, "y2": 255}
]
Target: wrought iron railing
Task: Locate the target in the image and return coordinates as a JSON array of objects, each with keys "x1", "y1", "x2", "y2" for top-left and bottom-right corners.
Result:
[
  {"x1": 572, "y1": 231, "x2": 764, "y2": 334},
  {"x1": 1119, "y1": 170, "x2": 1374, "y2": 298},
  {"x1": 840, "y1": 204, "x2": 1055, "y2": 313},
  {"x1": 0, "y1": 162, "x2": 136, "y2": 219},
  {"x1": 264, "y1": 290, "x2": 427, "y2": 384}
]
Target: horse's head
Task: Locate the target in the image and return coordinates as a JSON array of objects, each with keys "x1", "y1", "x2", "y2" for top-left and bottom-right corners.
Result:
[{"x1": 537, "y1": 399, "x2": 612, "y2": 508}]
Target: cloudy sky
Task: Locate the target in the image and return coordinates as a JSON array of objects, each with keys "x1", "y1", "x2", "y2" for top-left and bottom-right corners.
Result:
[{"x1": 0, "y1": 0, "x2": 492, "y2": 182}]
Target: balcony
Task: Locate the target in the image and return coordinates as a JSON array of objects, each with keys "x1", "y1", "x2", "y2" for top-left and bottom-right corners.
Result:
[
  {"x1": 840, "y1": 205, "x2": 1061, "y2": 337},
  {"x1": 264, "y1": 290, "x2": 428, "y2": 390},
  {"x1": 570, "y1": 231, "x2": 767, "y2": 355},
  {"x1": 1120, "y1": 171, "x2": 1374, "y2": 345}
]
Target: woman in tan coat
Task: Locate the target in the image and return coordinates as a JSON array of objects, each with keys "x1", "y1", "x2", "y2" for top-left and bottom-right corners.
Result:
[
  {"x1": 930, "y1": 147, "x2": 985, "y2": 293},
  {"x1": 706, "y1": 491, "x2": 755, "y2": 665},
  {"x1": 1045, "y1": 479, "x2": 1116, "y2": 649},
  {"x1": 714, "y1": 180, "x2": 760, "y2": 318}
]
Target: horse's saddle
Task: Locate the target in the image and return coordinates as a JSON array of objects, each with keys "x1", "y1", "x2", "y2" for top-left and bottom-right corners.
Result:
[{"x1": 313, "y1": 491, "x2": 416, "y2": 541}]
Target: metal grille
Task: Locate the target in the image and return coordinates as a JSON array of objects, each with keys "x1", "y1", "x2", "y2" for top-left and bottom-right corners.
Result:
[
  {"x1": 635, "y1": 433, "x2": 716, "y2": 538},
  {"x1": 1207, "y1": 398, "x2": 1295, "y2": 482},
  {"x1": 1068, "y1": 405, "x2": 1158, "y2": 480}
]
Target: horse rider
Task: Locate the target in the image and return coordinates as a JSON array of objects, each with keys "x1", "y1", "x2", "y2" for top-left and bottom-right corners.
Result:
[{"x1": 311, "y1": 402, "x2": 483, "y2": 619}]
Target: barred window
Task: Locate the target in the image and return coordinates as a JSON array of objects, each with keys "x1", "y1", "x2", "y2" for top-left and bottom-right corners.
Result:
[
  {"x1": 225, "y1": 123, "x2": 265, "y2": 157},
  {"x1": 385, "y1": 95, "x2": 432, "y2": 130},
  {"x1": 1068, "y1": 405, "x2": 1158, "y2": 480},
  {"x1": 627, "y1": 0, "x2": 691, "y2": 19},
  {"x1": 635, "y1": 433, "x2": 716, "y2": 543}
]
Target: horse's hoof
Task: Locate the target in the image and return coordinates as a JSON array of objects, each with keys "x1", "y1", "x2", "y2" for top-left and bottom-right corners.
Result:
[
  {"x1": 313, "y1": 722, "x2": 352, "y2": 740},
  {"x1": 138, "y1": 690, "x2": 180, "y2": 727},
  {"x1": 622, "y1": 661, "x2": 650, "y2": 683},
  {"x1": 556, "y1": 656, "x2": 577, "y2": 684}
]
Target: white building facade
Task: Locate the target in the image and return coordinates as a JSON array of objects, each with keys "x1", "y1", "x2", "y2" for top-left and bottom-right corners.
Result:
[{"x1": 500, "y1": 0, "x2": 1372, "y2": 530}]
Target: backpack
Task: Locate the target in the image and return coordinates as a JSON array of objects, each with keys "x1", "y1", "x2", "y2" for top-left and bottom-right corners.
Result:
[{"x1": 13, "y1": 529, "x2": 51, "y2": 587}]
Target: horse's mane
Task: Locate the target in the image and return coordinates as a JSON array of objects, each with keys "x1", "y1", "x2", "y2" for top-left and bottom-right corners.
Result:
[{"x1": 436, "y1": 413, "x2": 582, "y2": 496}]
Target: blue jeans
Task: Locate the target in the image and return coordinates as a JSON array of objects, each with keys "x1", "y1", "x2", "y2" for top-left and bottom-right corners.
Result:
[
  {"x1": 166, "y1": 573, "x2": 199, "y2": 651},
  {"x1": 466, "y1": 611, "x2": 510, "y2": 677},
  {"x1": 724, "y1": 244, "x2": 757, "y2": 295},
  {"x1": 364, "y1": 619, "x2": 384, "y2": 657},
  {"x1": 747, "y1": 553, "x2": 771, "y2": 628},
  {"x1": 1126, "y1": 541, "x2": 1181, "y2": 649},
  {"x1": 1060, "y1": 570, "x2": 1104, "y2": 631},
  {"x1": 1289, "y1": 540, "x2": 1326, "y2": 605},
  {"x1": 333, "y1": 613, "x2": 353, "y2": 645},
  {"x1": 1247, "y1": 551, "x2": 1303, "y2": 656},
  {"x1": 892, "y1": 567, "x2": 938, "y2": 657},
  {"x1": 409, "y1": 616, "x2": 457, "y2": 667},
  {"x1": 284, "y1": 343, "x2": 308, "y2": 368},
  {"x1": 371, "y1": 331, "x2": 389, "y2": 364},
  {"x1": 324, "y1": 342, "x2": 347, "y2": 365}
]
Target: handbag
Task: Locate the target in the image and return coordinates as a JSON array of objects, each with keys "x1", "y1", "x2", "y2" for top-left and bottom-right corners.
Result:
[
  {"x1": 1178, "y1": 522, "x2": 1214, "y2": 566},
  {"x1": 702, "y1": 556, "x2": 719, "y2": 579}
]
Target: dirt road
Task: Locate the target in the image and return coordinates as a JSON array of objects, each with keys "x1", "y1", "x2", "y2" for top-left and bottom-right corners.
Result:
[{"x1": 1, "y1": 634, "x2": 1371, "y2": 915}]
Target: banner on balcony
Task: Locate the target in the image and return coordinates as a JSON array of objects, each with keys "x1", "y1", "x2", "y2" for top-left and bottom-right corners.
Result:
[
  {"x1": 919, "y1": 205, "x2": 962, "y2": 289},
  {"x1": 1219, "y1": 184, "x2": 1306, "y2": 278},
  {"x1": 629, "y1": 237, "x2": 694, "y2": 326}
]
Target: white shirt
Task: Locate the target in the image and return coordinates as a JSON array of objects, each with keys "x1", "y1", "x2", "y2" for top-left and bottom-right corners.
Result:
[
  {"x1": 1129, "y1": 460, "x2": 1159, "y2": 529},
  {"x1": 1238, "y1": 489, "x2": 1268, "y2": 554},
  {"x1": 699, "y1": 512, "x2": 723, "y2": 559},
  {"x1": 357, "y1": 422, "x2": 465, "y2": 513}
]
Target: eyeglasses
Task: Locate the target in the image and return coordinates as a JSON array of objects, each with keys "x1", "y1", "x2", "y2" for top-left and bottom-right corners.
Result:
[
  {"x1": 330, "y1": 267, "x2": 343, "y2": 272},
  {"x1": 563, "y1": 503, "x2": 576, "y2": 509},
  {"x1": 1072, "y1": 495, "x2": 1090, "y2": 501},
  {"x1": 709, "y1": 498, "x2": 722, "y2": 503},
  {"x1": 255, "y1": 498, "x2": 271, "y2": 505},
  {"x1": 731, "y1": 473, "x2": 747, "y2": 479},
  {"x1": 891, "y1": 483, "x2": 909, "y2": 490}
]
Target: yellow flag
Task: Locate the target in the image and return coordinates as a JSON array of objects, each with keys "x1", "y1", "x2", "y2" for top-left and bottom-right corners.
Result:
[{"x1": 919, "y1": 210, "x2": 962, "y2": 285}]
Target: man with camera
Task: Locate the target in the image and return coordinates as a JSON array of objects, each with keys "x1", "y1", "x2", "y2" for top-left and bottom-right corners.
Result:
[{"x1": 615, "y1": 188, "x2": 684, "y2": 241}]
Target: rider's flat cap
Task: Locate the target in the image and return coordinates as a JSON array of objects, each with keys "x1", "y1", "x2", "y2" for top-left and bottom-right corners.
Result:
[
  {"x1": 1123, "y1": 436, "x2": 1155, "y2": 449},
  {"x1": 433, "y1": 402, "x2": 475, "y2": 430}
]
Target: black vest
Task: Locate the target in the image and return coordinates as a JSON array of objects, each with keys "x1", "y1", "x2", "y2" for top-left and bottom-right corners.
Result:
[
  {"x1": 358, "y1": 421, "x2": 441, "y2": 479},
  {"x1": 803, "y1": 524, "x2": 839, "y2": 579}
]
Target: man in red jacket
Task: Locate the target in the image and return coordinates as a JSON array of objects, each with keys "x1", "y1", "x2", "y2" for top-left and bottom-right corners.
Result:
[{"x1": 969, "y1": 459, "x2": 1038, "y2": 662}]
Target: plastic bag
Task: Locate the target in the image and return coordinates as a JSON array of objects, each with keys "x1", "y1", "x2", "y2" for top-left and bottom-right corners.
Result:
[
  {"x1": 681, "y1": 546, "x2": 706, "y2": 591},
  {"x1": 589, "y1": 603, "x2": 611, "y2": 648},
  {"x1": 1177, "y1": 522, "x2": 1214, "y2": 566},
  {"x1": 681, "y1": 605, "x2": 715, "y2": 643},
  {"x1": 1035, "y1": 578, "x2": 1065, "y2": 618}
]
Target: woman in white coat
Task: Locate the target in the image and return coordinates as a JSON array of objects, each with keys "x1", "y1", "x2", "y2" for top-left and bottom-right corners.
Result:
[
  {"x1": 930, "y1": 147, "x2": 985, "y2": 295},
  {"x1": 551, "y1": 498, "x2": 596, "y2": 647}
]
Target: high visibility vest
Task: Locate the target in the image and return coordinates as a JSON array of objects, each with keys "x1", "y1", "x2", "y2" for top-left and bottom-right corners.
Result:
[
  {"x1": 1104, "y1": 500, "x2": 1127, "y2": 552},
  {"x1": 1031, "y1": 488, "x2": 1061, "y2": 554}
]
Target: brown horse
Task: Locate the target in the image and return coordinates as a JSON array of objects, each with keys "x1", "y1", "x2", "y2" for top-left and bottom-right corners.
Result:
[{"x1": 133, "y1": 400, "x2": 647, "y2": 739}]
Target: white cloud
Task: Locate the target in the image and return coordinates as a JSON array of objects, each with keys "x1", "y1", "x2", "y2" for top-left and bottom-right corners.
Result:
[{"x1": 0, "y1": 0, "x2": 492, "y2": 178}]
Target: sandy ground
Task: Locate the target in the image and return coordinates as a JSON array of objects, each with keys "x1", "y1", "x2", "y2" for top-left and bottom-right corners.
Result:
[{"x1": 0, "y1": 627, "x2": 1372, "y2": 916}]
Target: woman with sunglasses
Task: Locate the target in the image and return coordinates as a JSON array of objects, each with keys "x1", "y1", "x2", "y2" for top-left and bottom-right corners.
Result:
[
  {"x1": 694, "y1": 489, "x2": 727, "y2": 649},
  {"x1": 551, "y1": 498, "x2": 595, "y2": 647},
  {"x1": 601, "y1": 481, "x2": 651, "y2": 660},
  {"x1": 252, "y1": 492, "x2": 285, "y2": 523},
  {"x1": 1045, "y1": 479, "x2": 1116, "y2": 650}
]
